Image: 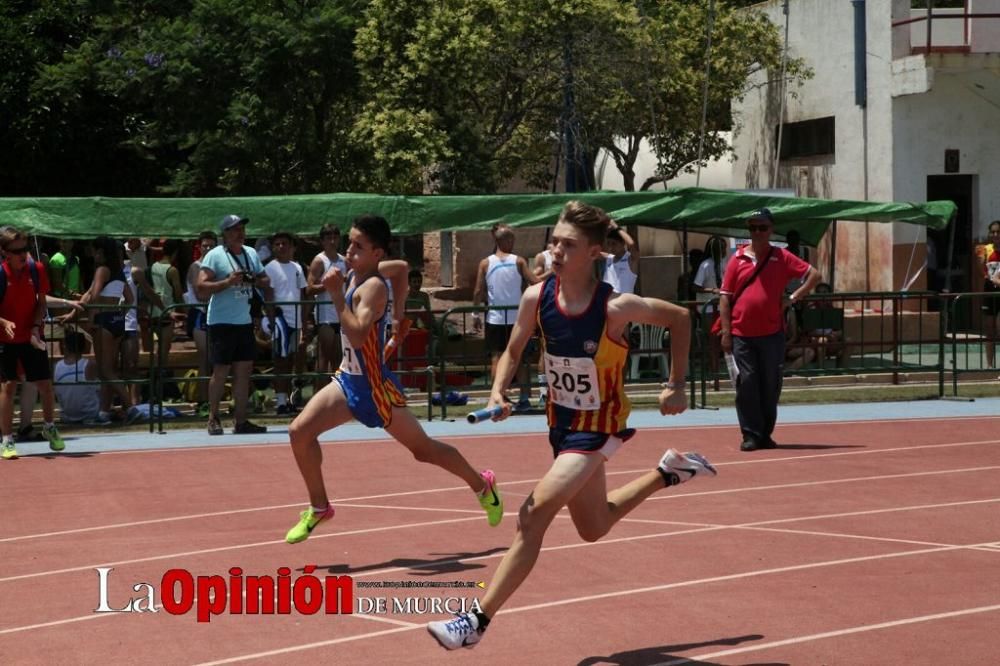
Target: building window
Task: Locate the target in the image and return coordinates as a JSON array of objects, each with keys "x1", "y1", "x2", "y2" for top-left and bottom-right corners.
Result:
[{"x1": 777, "y1": 117, "x2": 835, "y2": 159}]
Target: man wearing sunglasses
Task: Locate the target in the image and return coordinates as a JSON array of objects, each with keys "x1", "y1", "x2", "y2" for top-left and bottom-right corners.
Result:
[
  {"x1": 0, "y1": 227, "x2": 64, "y2": 459},
  {"x1": 718, "y1": 208, "x2": 820, "y2": 452}
]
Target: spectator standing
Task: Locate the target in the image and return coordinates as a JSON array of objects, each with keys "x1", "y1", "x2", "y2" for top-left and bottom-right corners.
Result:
[
  {"x1": 306, "y1": 224, "x2": 346, "y2": 387},
  {"x1": 79, "y1": 236, "x2": 138, "y2": 423},
  {"x1": 122, "y1": 258, "x2": 142, "y2": 407},
  {"x1": 185, "y1": 231, "x2": 217, "y2": 411},
  {"x1": 677, "y1": 247, "x2": 705, "y2": 302},
  {"x1": 533, "y1": 239, "x2": 555, "y2": 280},
  {"x1": 124, "y1": 238, "x2": 149, "y2": 270},
  {"x1": 196, "y1": 215, "x2": 272, "y2": 435},
  {"x1": 981, "y1": 221, "x2": 1000, "y2": 369},
  {"x1": 0, "y1": 228, "x2": 64, "y2": 459},
  {"x1": 404, "y1": 268, "x2": 436, "y2": 333},
  {"x1": 148, "y1": 239, "x2": 185, "y2": 365},
  {"x1": 265, "y1": 232, "x2": 307, "y2": 415},
  {"x1": 694, "y1": 236, "x2": 729, "y2": 381},
  {"x1": 473, "y1": 224, "x2": 539, "y2": 410},
  {"x1": 719, "y1": 209, "x2": 820, "y2": 452},
  {"x1": 49, "y1": 239, "x2": 83, "y2": 299},
  {"x1": 601, "y1": 221, "x2": 640, "y2": 294},
  {"x1": 124, "y1": 238, "x2": 153, "y2": 352}
]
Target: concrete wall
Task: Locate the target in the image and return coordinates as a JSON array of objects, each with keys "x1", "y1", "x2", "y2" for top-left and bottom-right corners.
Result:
[
  {"x1": 733, "y1": 0, "x2": 1000, "y2": 294},
  {"x1": 732, "y1": 0, "x2": 896, "y2": 292},
  {"x1": 893, "y1": 64, "x2": 1000, "y2": 240}
]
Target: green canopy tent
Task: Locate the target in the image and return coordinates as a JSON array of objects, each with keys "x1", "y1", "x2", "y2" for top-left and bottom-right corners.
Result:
[{"x1": 0, "y1": 187, "x2": 955, "y2": 247}]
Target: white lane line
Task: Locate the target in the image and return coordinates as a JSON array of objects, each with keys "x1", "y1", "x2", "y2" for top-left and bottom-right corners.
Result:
[
  {"x1": 5, "y1": 466, "x2": 999, "y2": 585},
  {"x1": 5, "y1": 498, "x2": 999, "y2": 638},
  {"x1": 191, "y1": 625, "x2": 418, "y2": 666},
  {"x1": 5, "y1": 437, "x2": 998, "y2": 544},
  {"x1": 0, "y1": 517, "x2": 483, "y2": 584},
  {"x1": 186, "y1": 542, "x2": 1000, "y2": 664},
  {"x1": 0, "y1": 597, "x2": 420, "y2": 637},
  {"x1": 0, "y1": 482, "x2": 518, "y2": 543},
  {"x1": 643, "y1": 464, "x2": 1000, "y2": 503},
  {"x1": 656, "y1": 604, "x2": 1000, "y2": 665}
]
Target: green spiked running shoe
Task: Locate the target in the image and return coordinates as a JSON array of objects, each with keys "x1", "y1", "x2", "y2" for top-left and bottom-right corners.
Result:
[
  {"x1": 42, "y1": 424, "x2": 65, "y2": 452},
  {"x1": 477, "y1": 470, "x2": 503, "y2": 527},
  {"x1": 1, "y1": 441, "x2": 18, "y2": 460},
  {"x1": 285, "y1": 505, "x2": 334, "y2": 544}
]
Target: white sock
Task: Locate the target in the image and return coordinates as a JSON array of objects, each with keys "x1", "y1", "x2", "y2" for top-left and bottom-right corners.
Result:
[
  {"x1": 2, "y1": 435, "x2": 12, "y2": 444},
  {"x1": 276, "y1": 393, "x2": 288, "y2": 407},
  {"x1": 311, "y1": 504, "x2": 330, "y2": 515},
  {"x1": 44, "y1": 421, "x2": 54, "y2": 430}
]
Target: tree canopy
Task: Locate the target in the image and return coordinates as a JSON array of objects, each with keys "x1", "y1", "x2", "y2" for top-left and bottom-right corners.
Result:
[{"x1": 1, "y1": 0, "x2": 808, "y2": 197}]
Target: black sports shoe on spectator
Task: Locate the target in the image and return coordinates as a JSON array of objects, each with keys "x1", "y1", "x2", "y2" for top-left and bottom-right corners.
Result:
[{"x1": 233, "y1": 420, "x2": 267, "y2": 434}]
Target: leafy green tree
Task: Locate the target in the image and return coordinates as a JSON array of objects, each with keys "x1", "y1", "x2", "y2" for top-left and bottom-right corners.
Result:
[
  {"x1": 0, "y1": 1, "x2": 163, "y2": 195},
  {"x1": 355, "y1": 0, "x2": 809, "y2": 193},
  {"x1": 29, "y1": 0, "x2": 366, "y2": 196}
]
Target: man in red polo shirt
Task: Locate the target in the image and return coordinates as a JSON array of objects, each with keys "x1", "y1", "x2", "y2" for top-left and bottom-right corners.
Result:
[
  {"x1": 719, "y1": 209, "x2": 820, "y2": 452},
  {"x1": 0, "y1": 228, "x2": 64, "y2": 459}
]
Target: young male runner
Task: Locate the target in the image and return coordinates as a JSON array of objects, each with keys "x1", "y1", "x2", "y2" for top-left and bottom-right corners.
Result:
[
  {"x1": 427, "y1": 201, "x2": 717, "y2": 649},
  {"x1": 285, "y1": 214, "x2": 503, "y2": 543}
]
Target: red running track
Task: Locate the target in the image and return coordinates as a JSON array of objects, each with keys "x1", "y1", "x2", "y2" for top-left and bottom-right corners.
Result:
[{"x1": 1, "y1": 416, "x2": 999, "y2": 665}]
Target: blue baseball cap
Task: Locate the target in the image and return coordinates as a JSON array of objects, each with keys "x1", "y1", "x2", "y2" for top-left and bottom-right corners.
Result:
[{"x1": 219, "y1": 214, "x2": 249, "y2": 232}]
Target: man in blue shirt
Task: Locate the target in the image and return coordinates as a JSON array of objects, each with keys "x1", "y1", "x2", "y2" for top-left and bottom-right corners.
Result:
[{"x1": 196, "y1": 215, "x2": 273, "y2": 435}]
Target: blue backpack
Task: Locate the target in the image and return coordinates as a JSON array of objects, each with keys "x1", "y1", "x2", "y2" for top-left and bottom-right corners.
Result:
[{"x1": 0, "y1": 257, "x2": 41, "y2": 304}]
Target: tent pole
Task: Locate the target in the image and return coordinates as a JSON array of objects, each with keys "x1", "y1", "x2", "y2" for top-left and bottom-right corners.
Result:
[{"x1": 829, "y1": 221, "x2": 837, "y2": 288}]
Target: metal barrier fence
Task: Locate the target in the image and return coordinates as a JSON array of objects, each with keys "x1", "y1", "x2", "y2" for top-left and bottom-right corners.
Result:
[
  {"x1": 144, "y1": 300, "x2": 439, "y2": 432},
  {"x1": 693, "y1": 291, "x2": 947, "y2": 407},
  {"x1": 38, "y1": 290, "x2": 998, "y2": 426},
  {"x1": 946, "y1": 291, "x2": 1000, "y2": 398}
]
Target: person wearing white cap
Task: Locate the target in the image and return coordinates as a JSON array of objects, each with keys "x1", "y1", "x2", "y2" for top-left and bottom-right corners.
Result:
[{"x1": 195, "y1": 214, "x2": 273, "y2": 436}]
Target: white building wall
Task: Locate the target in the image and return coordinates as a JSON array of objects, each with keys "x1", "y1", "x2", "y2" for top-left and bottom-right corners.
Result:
[
  {"x1": 892, "y1": 72, "x2": 995, "y2": 238},
  {"x1": 732, "y1": 0, "x2": 898, "y2": 290},
  {"x1": 732, "y1": 0, "x2": 1000, "y2": 291}
]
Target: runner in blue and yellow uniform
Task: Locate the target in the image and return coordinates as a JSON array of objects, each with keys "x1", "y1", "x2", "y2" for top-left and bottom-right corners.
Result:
[
  {"x1": 284, "y1": 214, "x2": 503, "y2": 544},
  {"x1": 428, "y1": 201, "x2": 718, "y2": 651}
]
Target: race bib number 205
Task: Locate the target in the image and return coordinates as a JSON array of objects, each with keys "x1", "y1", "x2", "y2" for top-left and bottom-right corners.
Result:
[{"x1": 544, "y1": 353, "x2": 600, "y2": 411}]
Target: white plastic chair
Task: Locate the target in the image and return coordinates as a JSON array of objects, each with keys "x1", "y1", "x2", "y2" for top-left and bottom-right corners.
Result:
[{"x1": 629, "y1": 323, "x2": 669, "y2": 380}]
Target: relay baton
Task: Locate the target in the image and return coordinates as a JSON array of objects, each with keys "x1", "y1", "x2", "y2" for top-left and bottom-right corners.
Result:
[{"x1": 467, "y1": 406, "x2": 504, "y2": 424}]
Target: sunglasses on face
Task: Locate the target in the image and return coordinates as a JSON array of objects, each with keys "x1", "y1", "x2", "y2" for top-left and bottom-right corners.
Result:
[
  {"x1": 5, "y1": 245, "x2": 28, "y2": 255},
  {"x1": 748, "y1": 224, "x2": 772, "y2": 233}
]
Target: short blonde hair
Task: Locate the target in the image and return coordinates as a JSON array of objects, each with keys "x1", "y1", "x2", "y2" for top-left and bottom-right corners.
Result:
[{"x1": 558, "y1": 201, "x2": 610, "y2": 246}]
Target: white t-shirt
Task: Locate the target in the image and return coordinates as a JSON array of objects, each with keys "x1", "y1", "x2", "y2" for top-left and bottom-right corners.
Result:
[
  {"x1": 602, "y1": 252, "x2": 637, "y2": 294},
  {"x1": 485, "y1": 254, "x2": 522, "y2": 326},
  {"x1": 540, "y1": 249, "x2": 553, "y2": 272},
  {"x1": 54, "y1": 359, "x2": 100, "y2": 423},
  {"x1": 313, "y1": 252, "x2": 347, "y2": 324},
  {"x1": 265, "y1": 259, "x2": 307, "y2": 328},
  {"x1": 694, "y1": 256, "x2": 729, "y2": 312}
]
